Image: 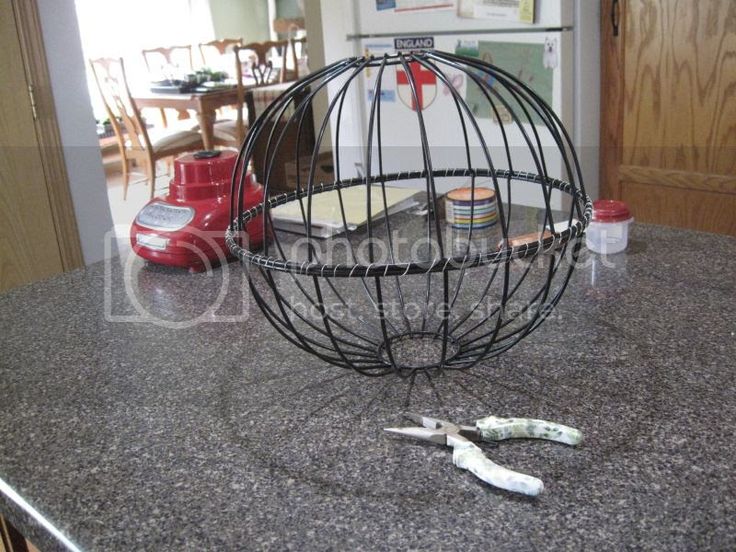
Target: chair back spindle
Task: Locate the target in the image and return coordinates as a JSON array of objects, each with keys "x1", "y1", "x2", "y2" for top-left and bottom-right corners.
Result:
[
  {"x1": 237, "y1": 40, "x2": 289, "y2": 86},
  {"x1": 90, "y1": 57, "x2": 151, "y2": 153}
]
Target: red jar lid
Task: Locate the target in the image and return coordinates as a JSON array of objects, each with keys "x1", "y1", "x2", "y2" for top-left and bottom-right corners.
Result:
[{"x1": 592, "y1": 199, "x2": 632, "y2": 223}]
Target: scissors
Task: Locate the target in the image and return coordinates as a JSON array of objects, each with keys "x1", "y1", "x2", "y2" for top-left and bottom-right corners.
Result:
[{"x1": 384, "y1": 413, "x2": 582, "y2": 496}]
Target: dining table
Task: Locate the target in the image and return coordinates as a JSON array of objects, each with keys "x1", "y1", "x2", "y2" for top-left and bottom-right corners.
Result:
[{"x1": 132, "y1": 81, "x2": 298, "y2": 150}]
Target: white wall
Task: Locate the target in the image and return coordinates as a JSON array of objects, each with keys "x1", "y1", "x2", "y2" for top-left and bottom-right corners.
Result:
[
  {"x1": 37, "y1": 0, "x2": 114, "y2": 264},
  {"x1": 209, "y1": 0, "x2": 270, "y2": 43},
  {"x1": 75, "y1": 0, "x2": 216, "y2": 120}
]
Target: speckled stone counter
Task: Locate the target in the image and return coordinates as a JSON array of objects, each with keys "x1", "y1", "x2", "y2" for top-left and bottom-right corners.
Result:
[{"x1": 0, "y1": 223, "x2": 735, "y2": 551}]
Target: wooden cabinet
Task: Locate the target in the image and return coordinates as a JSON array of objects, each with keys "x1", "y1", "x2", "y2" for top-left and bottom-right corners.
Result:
[
  {"x1": 600, "y1": 0, "x2": 736, "y2": 235},
  {"x1": 0, "y1": 0, "x2": 83, "y2": 292},
  {"x1": 0, "y1": 515, "x2": 38, "y2": 552}
]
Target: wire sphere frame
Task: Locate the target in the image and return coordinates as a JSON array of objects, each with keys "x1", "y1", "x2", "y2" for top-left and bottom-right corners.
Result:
[{"x1": 226, "y1": 49, "x2": 593, "y2": 378}]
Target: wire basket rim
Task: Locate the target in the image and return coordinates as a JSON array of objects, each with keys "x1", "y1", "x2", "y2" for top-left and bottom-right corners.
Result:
[{"x1": 226, "y1": 168, "x2": 592, "y2": 278}]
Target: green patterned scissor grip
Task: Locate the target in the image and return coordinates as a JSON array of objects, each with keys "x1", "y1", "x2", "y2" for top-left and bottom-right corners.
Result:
[
  {"x1": 476, "y1": 416, "x2": 583, "y2": 446},
  {"x1": 452, "y1": 441, "x2": 545, "y2": 496}
]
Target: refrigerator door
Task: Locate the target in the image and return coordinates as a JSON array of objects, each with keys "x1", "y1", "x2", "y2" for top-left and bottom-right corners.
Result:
[
  {"x1": 355, "y1": 0, "x2": 574, "y2": 35},
  {"x1": 318, "y1": 0, "x2": 577, "y2": 210},
  {"x1": 348, "y1": 30, "x2": 573, "y2": 210}
]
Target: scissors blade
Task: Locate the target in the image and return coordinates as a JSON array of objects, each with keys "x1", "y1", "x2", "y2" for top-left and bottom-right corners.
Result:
[
  {"x1": 383, "y1": 427, "x2": 448, "y2": 445},
  {"x1": 402, "y1": 413, "x2": 482, "y2": 442}
]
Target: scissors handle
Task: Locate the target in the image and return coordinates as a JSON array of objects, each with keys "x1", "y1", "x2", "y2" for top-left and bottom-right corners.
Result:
[
  {"x1": 453, "y1": 442, "x2": 544, "y2": 496},
  {"x1": 476, "y1": 416, "x2": 582, "y2": 446}
]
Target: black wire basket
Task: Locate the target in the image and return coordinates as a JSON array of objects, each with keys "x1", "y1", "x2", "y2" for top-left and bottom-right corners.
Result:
[{"x1": 226, "y1": 49, "x2": 592, "y2": 377}]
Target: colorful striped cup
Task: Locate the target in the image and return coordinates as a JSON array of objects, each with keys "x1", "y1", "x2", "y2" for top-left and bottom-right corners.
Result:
[{"x1": 445, "y1": 186, "x2": 498, "y2": 229}]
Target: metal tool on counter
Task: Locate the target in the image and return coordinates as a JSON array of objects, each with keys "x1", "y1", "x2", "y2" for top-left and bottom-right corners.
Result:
[{"x1": 384, "y1": 413, "x2": 582, "y2": 496}]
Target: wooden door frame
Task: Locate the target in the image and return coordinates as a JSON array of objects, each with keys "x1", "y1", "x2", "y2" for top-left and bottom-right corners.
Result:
[
  {"x1": 599, "y1": 0, "x2": 625, "y2": 200},
  {"x1": 10, "y1": 0, "x2": 84, "y2": 270}
]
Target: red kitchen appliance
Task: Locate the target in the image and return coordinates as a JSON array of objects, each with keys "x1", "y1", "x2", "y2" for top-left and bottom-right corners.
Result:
[{"x1": 131, "y1": 150, "x2": 265, "y2": 272}]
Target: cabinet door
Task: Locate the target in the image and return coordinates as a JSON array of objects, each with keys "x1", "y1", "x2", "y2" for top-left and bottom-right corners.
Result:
[
  {"x1": 600, "y1": 0, "x2": 736, "y2": 235},
  {"x1": 0, "y1": 0, "x2": 80, "y2": 291}
]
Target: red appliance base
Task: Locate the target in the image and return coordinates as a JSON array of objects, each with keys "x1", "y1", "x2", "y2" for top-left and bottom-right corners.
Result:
[{"x1": 130, "y1": 150, "x2": 265, "y2": 271}]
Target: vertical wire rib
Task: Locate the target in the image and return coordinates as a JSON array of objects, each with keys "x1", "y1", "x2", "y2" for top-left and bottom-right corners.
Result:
[
  {"x1": 426, "y1": 51, "x2": 559, "y2": 359},
  {"x1": 436, "y1": 62, "x2": 543, "y2": 364},
  {"x1": 363, "y1": 55, "x2": 401, "y2": 373},
  {"x1": 443, "y1": 50, "x2": 587, "y2": 205},
  {"x1": 425, "y1": 56, "x2": 514, "y2": 338},
  {"x1": 456, "y1": 59, "x2": 587, "y2": 350},
  {"x1": 407, "y1": 54, "x2": 474, "y2": 366},
  {"x1": 436, "y1": 50, "x2": 587, "y2": 222},
  {"x1": 305, "y1": 63, "x2": 374, "y2": 370},
  {"x1": 239, "y1": 58, "x2": 353, "y2": 265},
  {"x1": 412, "y1": 56, "x2": 486, "y2": 340},
  {"x1": 255, "y1": 59, "x2": 387, "y2": 356},
  {"x1": 438, "y1": 52, "x2": 586, "y2": 348},
  {"x1": 375, "y1": 56, "x2": 413, "y2": 335},
  {"x1": 473, "y1": 65, "x2": 587, "y2": 338},
  {"x1": 428, "y1": 51, "x2": 544, "y2": 238},
  {"x1": 308, "y1": 61, "x2": 391, "y2": 339},
  {"x1": 307, "y1": 57, "x2": 392, "y2": 373},
  {"x1": 454, "y1": 191, "x2": 582, "y2": 350},
  {"x1": 409, "y1": 52, "x2": 514, "y2": 365},
  {"x1": 397, "y1": 52, "x2": 444, "y2": 336},
  {"x1": 232, "y1": 58, "x2": 351, "y2": 235},
  {"x1": 231, "y1": 64, "x2": 366, "y2": 366},
  {"x1": 444, "y1": 69, "x2": 514, "y2": 338},
  {"x1": 246, "y1": 268, "x2": 354, "y2": 368},
  {"x1": 420, "y1": 54, "x2": 510, "y2": 235},
  {"x1": 329, "y1": 58, "x2": 401, "y2": 337},
  {"x1": 432, "y1": 49, "x2": 588, "y2": 356}
]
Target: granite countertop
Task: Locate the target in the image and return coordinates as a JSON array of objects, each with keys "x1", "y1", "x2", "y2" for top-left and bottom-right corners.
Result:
[{"x1": 0, "y1": 222, "x2": 735, "y2": 551}]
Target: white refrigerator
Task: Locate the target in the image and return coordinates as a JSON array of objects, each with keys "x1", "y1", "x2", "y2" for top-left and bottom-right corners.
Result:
[{"x1": 315, "y1": 0, "x2": 599, "y2": 206}]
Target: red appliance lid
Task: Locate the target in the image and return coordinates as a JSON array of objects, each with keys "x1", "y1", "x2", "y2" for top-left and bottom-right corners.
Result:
[
  {"x1": 175, "y1": 150, "x2": 237, "y2": 185},
  {"x1": 592, "y1": 199, "x2": 632, "y2": 222},
  {"x1": 170, "y1": 150, "x2": 239, "y2": 202}
]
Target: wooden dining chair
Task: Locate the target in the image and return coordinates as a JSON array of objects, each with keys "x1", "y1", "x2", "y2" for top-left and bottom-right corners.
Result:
[
  {"x1": 211, "y1": 40, "x2": 294, "y2": 148},
  {"x1": 238, "y1": 40, "x2": 290, "y2": 85},
  {"x1": 141, "y1": 44, "x2": 194, "y2": 75},
  {"x1": 286, "y1": 36, "x2": 307, "y2": 81},
  {"x1": 198, "y1": 38, "x2": 242, "y2": 69},
  {"x1": 89, "y1": 57, "x2": 204, "y2": 199},
  {"x1": 141, "y1": 45, "x2": 195, "y2": 127},
  {"x1": 208, "y1": 40, "x2": 281, "y2": 149},
  {"x1": 198, "y1": 39, "x2": 244, "y2": 121},
  {"x1": 210, "y1": 47, "x2": 252, "y2": 149}
]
